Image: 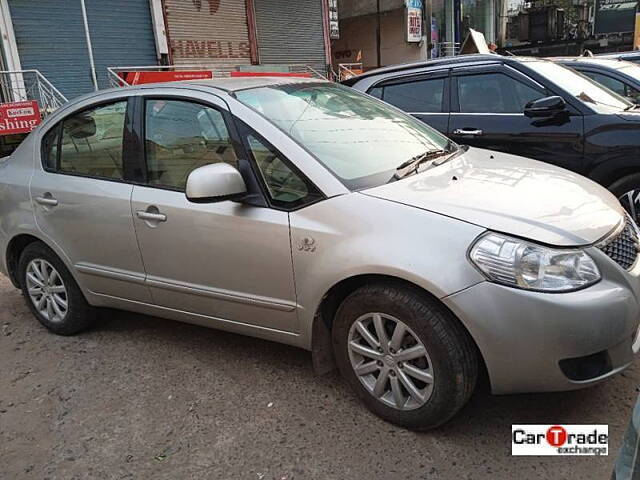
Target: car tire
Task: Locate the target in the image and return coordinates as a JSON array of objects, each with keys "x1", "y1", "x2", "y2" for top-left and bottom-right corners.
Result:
[
  {"x1": 332, "y1": 283, "x2": 478, "y2": 430},
  {"x1": 609, "y1": 173, "x2": 640, "y2": 222},
  {"x1": 18, "y1": 242, "x2": 97, "y2": 336}
]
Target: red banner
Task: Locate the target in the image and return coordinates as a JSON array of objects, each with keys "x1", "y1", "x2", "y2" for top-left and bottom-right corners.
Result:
[
  {"x1": 230, "y1": 71, "x2": 312, "y2": 78},
  {"x1": 0, "y1": 101, "x2": 41, "y2": 136},
  {"x1": 118, "y1": 70, "x2": 213, "y2": 85}
]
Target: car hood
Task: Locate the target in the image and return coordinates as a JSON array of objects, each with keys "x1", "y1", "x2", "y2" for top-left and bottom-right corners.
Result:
[{"x1": 363, "y1": 147, "x2": 623, "y2": 246}]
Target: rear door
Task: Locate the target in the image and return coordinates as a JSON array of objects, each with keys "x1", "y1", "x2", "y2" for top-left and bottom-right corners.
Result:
[
  {"x1": 448, "y1": 64, "x2": 585, "y2": 172},
  {"x1": 367, "y1": 71, "x2": 450, "y2": 134},
  {"x1": 30, "y1": 98, "x2": 151, "y2": 302}
]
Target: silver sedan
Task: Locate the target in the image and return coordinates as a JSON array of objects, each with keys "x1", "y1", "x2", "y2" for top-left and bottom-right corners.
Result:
[{"x1": 0, "y1": 77, "x2": 638, "y2": 430}]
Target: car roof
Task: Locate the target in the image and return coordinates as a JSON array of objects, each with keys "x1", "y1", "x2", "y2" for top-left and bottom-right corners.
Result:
[
  {"x1": 186, "y1": 76, "x2": 327, "y2": 92},
  {"x1": 340, "y1": 53, "x2": 546, "y2": 85},
  {"x1": 551, "y1": 57, "x2": 628, "y2": 67}
]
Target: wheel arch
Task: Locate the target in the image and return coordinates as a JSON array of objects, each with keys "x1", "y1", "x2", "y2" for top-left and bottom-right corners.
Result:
[
  {"x1": 5, "y1": 233, "x2": 77, "y2": 289},
  {"x1": 310, "y1": 273, "x2": 487, "y2": 380}
]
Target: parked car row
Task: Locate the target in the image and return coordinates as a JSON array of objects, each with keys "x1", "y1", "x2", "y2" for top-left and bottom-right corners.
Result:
[
  {"x1": 0, "y1": 60, "x2": 639, "y2": 431},
  {"x1": 344, "y1": 54, "x2": 640, "y2": 222}
]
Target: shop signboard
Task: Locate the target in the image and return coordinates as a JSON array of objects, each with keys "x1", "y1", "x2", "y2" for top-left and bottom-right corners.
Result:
[
  {"x1": 406, "y1": 0, "x2": 423, "y2": 43},
  {"x1": 328, "y1": 0, "x2": 339, "y2": 39},
  {"x1": 118, "y1": 70, "x2": 213, "y2": 85},
  {"x1": 594, "y1": 0, "x2": 638, "y2": 34},
  {"x1": 0, "y1": 101, "x2": 41, "y2": 136}
]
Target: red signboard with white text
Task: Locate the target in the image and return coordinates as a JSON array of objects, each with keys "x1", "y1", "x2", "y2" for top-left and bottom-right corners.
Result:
[
  {"x1": 230, "y1": 71, "x2": 312, "y2": 78},
  {"x1": 118, "y1": 70, "x2": 213, "y2": 85},
  {"x1": 0, "y1": 101, "x2": 41, "y2": 136}
]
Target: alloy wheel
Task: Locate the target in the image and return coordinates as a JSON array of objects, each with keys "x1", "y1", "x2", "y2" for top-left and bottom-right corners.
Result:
[
  {"x1": 25, "y1": 259, "x2": 68, "y2": 323},
  {"x1": 347, "y1": 312, "x2": 434, "y2": 410}
]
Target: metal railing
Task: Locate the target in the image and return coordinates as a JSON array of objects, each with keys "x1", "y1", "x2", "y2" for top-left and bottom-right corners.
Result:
[
  {"x1": 338, "y1": 63, "x2": 363, "y2": 81},
  {"x1": 0, "y1": 70, "x2": 67, "y2": 116},
  {"x1": 107, "y1": 63, "x2": 328, "y2": 88},
  {"x1": 435, "y1": 42, "x2": 461, "y2": 57}
]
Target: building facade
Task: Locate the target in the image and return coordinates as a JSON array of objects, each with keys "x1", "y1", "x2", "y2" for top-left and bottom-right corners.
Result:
[{"x1": 0, "y1": 0, "x2": 332, "y2": 100}]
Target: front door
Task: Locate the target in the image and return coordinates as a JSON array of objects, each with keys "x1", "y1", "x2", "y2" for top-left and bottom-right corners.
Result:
[
  {"x1": 448, "y1": 66, "x2": 585, "y2": 173},
  {"x1": 130, "y1": 97, "x2": 298, "y2": 332},
  {"x1": 30, "y1": 99, "x2": 151, "y2": 302}
]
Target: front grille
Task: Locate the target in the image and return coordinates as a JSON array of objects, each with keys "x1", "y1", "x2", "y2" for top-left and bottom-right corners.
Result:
[{"x1": 598, "y1": 215, "x2": 640, "y2": 270}]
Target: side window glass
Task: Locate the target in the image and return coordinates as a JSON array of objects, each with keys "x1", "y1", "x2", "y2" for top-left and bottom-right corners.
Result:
[
  {"x1": 367, "y1": 86, "x2": 383, "y2": 99},
  {"x1": 458, "y1": 73, "x2": 544, "y2": 113},
  {"x1": 145, "y1": 99, "x2": 238, "y2": 191},
  {"x1": 245, "y1": 133, "x2": 322, "y2": 208},
  {"x1": 41, "y1": 124, "x2": 60, "y2": 171},
  {"x1": 583, "y1": 71, "x2": 627, "y2": 97},
  {"x1": 60, "y1": 101, "x2": 127, "y2": 180},
  {"x1": 382, "y1": 77, "x2": 445, "y2": 112}
]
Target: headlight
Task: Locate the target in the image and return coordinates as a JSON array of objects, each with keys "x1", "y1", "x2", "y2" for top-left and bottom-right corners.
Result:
[{"x1": 469, "y1": 233, "x2": 601, "y2": 292}]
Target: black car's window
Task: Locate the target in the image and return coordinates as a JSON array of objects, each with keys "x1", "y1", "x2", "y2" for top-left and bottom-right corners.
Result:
[
  {"x1": 580, "y1": 71, "x2": 640, "y2": 102},
  {"x1": 458, "y1": 73, "x2": 545, "y2": 113},
  {"x1": 368, "y1": 86, "x2": 383, "y2": 99},
  {"x1": 59, "y1": 101, "x2": 127, "y2": 180},
  {"x1": 144, "y1": 99, "x2": 238, "y2": 191},
  {"x1": 378, "y1": 77, "x2": 445, "y2": 112},
  {"x1": 244, "y1": 130, "x2": 322, "y2": 209}
]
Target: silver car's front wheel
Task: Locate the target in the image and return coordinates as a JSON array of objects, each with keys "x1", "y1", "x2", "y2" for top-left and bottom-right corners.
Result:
[
  {"x1": 26, "y1": 259, "x2": 68, "y2": 323},
  {"x1": 334, "y1": 283, "x2": 478, "y2": 430},
  {"x1": 348, "y1": 313, "x2": 434, "y2": 410}
]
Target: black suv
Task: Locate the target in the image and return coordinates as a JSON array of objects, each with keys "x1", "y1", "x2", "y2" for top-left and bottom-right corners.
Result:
[{"x1": 344, "y1": 54, "x2": 640, "y2": 220}]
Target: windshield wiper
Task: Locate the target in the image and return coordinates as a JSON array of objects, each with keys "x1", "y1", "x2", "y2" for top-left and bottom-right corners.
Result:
[
  {"x1": 393, "y1": 148, "x2": 454, "y2": 180},
  {"x1": 624, "y1": 103, "x2": 640, "y2": 111}
]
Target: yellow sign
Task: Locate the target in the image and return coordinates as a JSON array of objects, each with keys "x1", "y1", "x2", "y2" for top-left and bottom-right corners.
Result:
[{"x1": 635, "y1": 12, "x2": 640, "y2": 49}]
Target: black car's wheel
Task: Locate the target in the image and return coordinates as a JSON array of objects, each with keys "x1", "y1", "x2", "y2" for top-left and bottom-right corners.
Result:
[
  {"x1": 609, "y1": 173, "x2": 640, "y2": 224},
  {"x1": 18, "y1": 242, "x2": 97, "y2": 335},
  {"x1": 332, "y1": 283, "x2": 478, "y2": 430}
]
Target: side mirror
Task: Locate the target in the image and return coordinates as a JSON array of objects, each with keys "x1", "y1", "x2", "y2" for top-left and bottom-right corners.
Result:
[
  {"x1": 524, "y1": 96, "x2": 567, "y2": 118},
  {"x1": 185, "y1": 163, "x2": 247, "y2": 203}
]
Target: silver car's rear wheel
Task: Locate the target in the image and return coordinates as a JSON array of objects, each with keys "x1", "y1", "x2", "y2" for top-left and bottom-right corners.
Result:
[
  {"x1": 19, "y1": 242, "x2": 96, "y2": 335},
  {"x1": 26, "y1": 259, "x2": 68, "y2": 323},
  {"x1": 348, "y1": 312, "x2": 434, "y2": 410}
]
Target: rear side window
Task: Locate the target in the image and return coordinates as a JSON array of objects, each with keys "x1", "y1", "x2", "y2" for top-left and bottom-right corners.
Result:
[
  {"x1": 377, "y1": 77, "x2": 445, "y2": 112},
  {"x1": 458, "y1": 73, "x2": 545, "y2": 113},
  {"x1": 59, "y1": 101, "x2": 127, "y2": 180},
  {"x1": 144, "y1": 99, "x2": 238, "y2": 191}
]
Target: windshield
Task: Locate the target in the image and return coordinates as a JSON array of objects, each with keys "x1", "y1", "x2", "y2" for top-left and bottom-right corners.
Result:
[
  {"x1": 525, "y1": 60, "x2": 631, "y2": 112},
  {"x1": 235, "y1": 83, "x2": 452, "y2": 190}
]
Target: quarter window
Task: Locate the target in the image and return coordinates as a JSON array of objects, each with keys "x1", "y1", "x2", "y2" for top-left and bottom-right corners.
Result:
[
  {"x1": 245, "y1": 132, "x2": 321, "y2": 208},
  {"x1": 144, "y1": 99, "x2": 238, "y2": 191},
  {"x1": 379, "y1": 77, "x2": 445, "y2": 112},
  {"x1": 41, "y1": 124, "x2": 60, "y2": 171},
  {"x1": 458, "y1": 73, "x2": 545, "y2": 113},
  {"x1": 59, "y1": 101, "x2": 127, "y2": 180}
]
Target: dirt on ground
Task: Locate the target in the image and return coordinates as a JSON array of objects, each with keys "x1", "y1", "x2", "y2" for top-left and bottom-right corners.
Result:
[{"x1": 1, "y1": 275, "x2": 638, "y2": 479}]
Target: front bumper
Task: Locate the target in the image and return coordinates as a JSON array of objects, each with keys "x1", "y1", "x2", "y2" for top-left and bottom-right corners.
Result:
[{"x1": 443, "y1": 247, "x2": 640, "y2": 394}]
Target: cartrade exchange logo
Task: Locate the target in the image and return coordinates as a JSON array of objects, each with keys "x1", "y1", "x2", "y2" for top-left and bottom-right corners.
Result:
[{"x1": 512, "y1": 425, "x2": 608, "y2": 456}]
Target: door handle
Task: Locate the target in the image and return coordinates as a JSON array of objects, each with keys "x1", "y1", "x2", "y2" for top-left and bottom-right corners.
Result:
[
  {"x1": 136, "y1": 210, "x2": 167, "y2": 222},
  {"x1": 35, "y1": 194, "x2": 58, "y2": 207},
  {"x1": 453, "y1": 128, "x2": 483, "y2": 136}
]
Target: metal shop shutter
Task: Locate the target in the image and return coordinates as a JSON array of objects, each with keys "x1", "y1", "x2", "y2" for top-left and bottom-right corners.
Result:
[
  {"x1": 85, "y1": 0, "x2": 158, "y2": 90},
  {"x1": 253, "y1": 0, "x2": 327, "y2": 74},
  {"x1": 8, "y1": 0, "x2": 94, "y2": 99},
  {"x1": 163, "y1": 0, "x2": 252, "y2": 66},
  {"x1": 8, "y1": 0, "x2": 157, "y2": 99}
]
